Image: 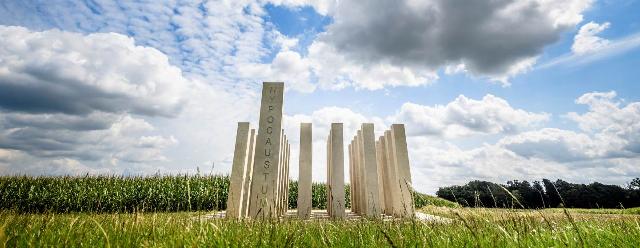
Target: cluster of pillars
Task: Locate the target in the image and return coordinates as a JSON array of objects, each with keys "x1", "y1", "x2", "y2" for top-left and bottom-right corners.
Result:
[
  {"x1": 226, "y1": 82, "x2": 414, "y2": 220},
  {"x1": 349, "y1": 124, "x2": 414, "y2": 218},
  {"x1": 226, "y1": 82, "x2": 291, "y2": 219}
]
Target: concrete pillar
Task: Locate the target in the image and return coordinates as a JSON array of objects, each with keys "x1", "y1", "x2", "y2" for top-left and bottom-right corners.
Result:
[
  {"x1": 285, "y1": 143, "x2": 290, "y2": 213},
  {"x1": 361, "y1": 123, "x2": 381, "y2": 218},
  {"x1": 280, "y1": 133, "x2": 287, "y2": 214},
  {"x1": 356, "y1": 130, "x2": 366, "y2": 215},
  {"x1": 241, "y1": 129, "x2": 256, "y2": 218},
  {"x1": 375, "y1": 139, "x2": 386, "y2": 213},
  {"x1": 227, "y1": 122, "x2": 251, "y2": 219},
  {"x1": 391, "y1": 124, "x2": 414, "y2": 217},
  {"x1": 275, "y1": 132, "x2": 283, "y2": 215},
  {"x1": 328, "y1": 123, "x2": 345, "y2": 218},
  {"x1": 348, "y1": 143, "x2": 354, "y2": 213},
  {"x1": 298, "y1": 123, "x2": 312, "y2": 219},
  {"x1": 383, "y1": 130, "x2": 402, "y2": 217},
  {"x1": 326, "y1": 131, "x2": 331, "y2": 216},
  {"x1": 248, "y1": 82, "x2": 284, "y2": 218},
  {"x1": 377, "y1": 136, "x2": 393, "y2": 216},
  {"x1": 352, "y1": 138, "x2": 360, "y2": 214}
]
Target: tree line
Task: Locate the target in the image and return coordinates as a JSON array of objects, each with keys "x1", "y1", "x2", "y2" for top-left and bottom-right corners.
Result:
[{"x1": 436, "y1": 178, "x2": 640, "y2": 209}]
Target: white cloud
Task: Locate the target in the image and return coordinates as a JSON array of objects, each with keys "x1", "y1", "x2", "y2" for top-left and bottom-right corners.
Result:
[
  {"x1": 566, "y1": 91, "x2": 640, "y2": 157},
  {"x1": 409, "y1": 132, "x2": 640, "y2": 194},
  {"x1": 393, "y1": 95, "x2": 550, "y2": 138},
  {"x1": 0, "y1": 25, "x2": 187, "y2": 117},
  {"x1": 238, "y1": 50, "x2": 316, "y2": 93},
  {"x1": 408, "y1": 91, "x2": 640, "y2": 193},
  {"x1": 498, "y1": 128, "x2": 598, "y2": 162},
  {"x1": 239, "y1": 41, "x2": 438, "y2": 91},
  {"x1": 244, "y1": 0, "x2": 593, "y2": 90},
  {"x1": 308, "y1": 42, "x2": 439, "y2": 90},
  {"x1": 0, "y1": 26, "x2": 189, "y2": 174},
  {"x1": 316, "y1": 0, "x2": 592, "y2": 84},
  {"x1": 539, "y1": 25, "x2": 640, "y2": 69},
  {"x1": 283, "y1": 107, "x2": 387, "y2": 182},
  {"x1": 572, "y1": 21, "x2": 611, "y2": 54}
]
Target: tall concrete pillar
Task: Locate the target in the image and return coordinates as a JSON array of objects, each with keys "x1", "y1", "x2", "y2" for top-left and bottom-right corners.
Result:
[
  {"x1": 327, "y1": 123, "x2": 345, "y2": 218},
  {"x1": 360, "y1": 123, "x2": 381, "y2": 218},
  {"x1": 356, "y1": 130, "x2": 366, "y2": 215},
  {"x1": 248, "y1": 82, "x2": 284, "y2": 218},
  {"x1": 391, "y1": 124, "x2": 414, "y2": 217},
  {"x1": 298, "y1": 123, "x2": 312, "y2": 219},
  {"x1": 377, "y1": 136, "x2": 393, "y2": 216},
  {"x1": 277, "y1": 133, "x2": 286, "y2": 214},
  {"x1": 285, "y1": 143, "x2": 290, "y2": 213},
  {"x1": 241, "y1": 129, "x2": 256, "y2": 218},
  {"x1": 375, "y1": 139, "x2": 386, "y2": 213},
  {"x1": 383, "y1": 130, "x2": 402, "y2": 216},
  {"x1": 227, "y1": 122, "x2": 251, "y2": 219},
  {"x1": 348, "y1": 143, "x2": 354, "y2": 213}
]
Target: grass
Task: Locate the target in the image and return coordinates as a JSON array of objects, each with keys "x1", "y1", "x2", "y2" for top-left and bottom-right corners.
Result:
[
  {"x1": 0, "y1": 175, "x2": 453, "y2": 213},
  {"x1": 2, "y1": 175, "x2": 635, "y2": 247},
  {"x1": 1, "y1": 207, "x2": 638, "y2": 247},
  {"x1": 0, "y1": 175, "x2": 231, "y2": 212}
]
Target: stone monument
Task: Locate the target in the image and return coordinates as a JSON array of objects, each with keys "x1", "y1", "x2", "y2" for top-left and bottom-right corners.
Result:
[
  {"x1": 225, "y1": 82, "x2": 414, "y2": 220},
  {"x1": 226, "y1": 82, "x2": 291, "y2": 219}
]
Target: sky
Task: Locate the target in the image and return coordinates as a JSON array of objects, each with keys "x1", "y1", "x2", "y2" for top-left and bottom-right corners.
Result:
[{"x1": 0, "y1": 0, "x2": 639, "y2": 194}]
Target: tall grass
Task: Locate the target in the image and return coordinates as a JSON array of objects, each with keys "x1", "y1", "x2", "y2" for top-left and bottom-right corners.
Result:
[
  {"x1": 1, "y1": 209, "x2": 638, "y2": 247},
  {"x1": 0, "y1": 175, "x2": 451, "y2": 213},
  {"x1": 0, "y1": 175, "x2": 230, "y2": 213}
]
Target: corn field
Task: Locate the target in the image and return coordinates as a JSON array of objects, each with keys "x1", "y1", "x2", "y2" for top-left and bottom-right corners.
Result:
[{"x1": 0, "y1": 175, "x2": 435, "y2": 213}]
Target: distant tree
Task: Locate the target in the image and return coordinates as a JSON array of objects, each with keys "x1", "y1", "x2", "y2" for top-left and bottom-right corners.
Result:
[
  {"x1": 542, "y1": 179, "x2": 562, "y2": 208},
  {"x1": 630, "y1": 178, "x2": 640, "y2": 190},
  {"x1": 439, "y1": 178, "x2": 640, "y2": 209}
]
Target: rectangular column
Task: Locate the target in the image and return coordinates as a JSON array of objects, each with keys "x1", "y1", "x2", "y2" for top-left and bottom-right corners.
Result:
[
  {"x1": 356, "y1": 130, "x2": 366, "y2": 215},
  {"x1": 285, "y1": 143, "x2": 290, "y2": 213},
  {"x1": 327, "y1": 123, "x2": 345, "y2": 218},
  {"x1": 297, "y1": 123, "x2": 313, "y2": 219},
  {"x1": 377, "y1": 136, "x2": 393, "y2": 216},
  {"x1": 282, "y1": 135, "x2": 288, "y2": 214},
  {"x1": 227, "y1": 122, "x2": 251, "y2": 219},
  {"x1": 375, "y1": 139, "x2": 386, "y2": 213},
  {"x1": 347, "y1": 142, "x2": 355, "y2": 213},
  {"x1": 391, "y1": 124, "x2": 414, "y2": 217},
  {"x1": 241, "y1": 129, "x2": 256, "y2": 218},
  {"x1": 384, "y1": 130, "x2": 402, "y2": 217},
  {"x1": 248, "y1": 82, "x2": 284, "y2": 218},
  {"x1": 353, "y1": 138, "x2": 360, "y2": 214},
  {"x1": 327, "y1": 131, "x2": 333, "y2": 216},
  {"x1": 361, "y1": 123, "x2": 381, "y2": 218}
]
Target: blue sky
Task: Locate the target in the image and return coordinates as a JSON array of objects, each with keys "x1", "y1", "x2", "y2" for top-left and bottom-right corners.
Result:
[{"x1": 0, "y1": 0, "x2": 639, "y2": 193}]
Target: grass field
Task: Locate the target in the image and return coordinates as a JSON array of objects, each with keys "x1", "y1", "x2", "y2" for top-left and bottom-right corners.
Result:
[
  {"x1": 1, "y1": 175, "x2": 637, "y2": 247},
  {"x1": 1, "y1": 207, "x2": 638, "y2": 247}
]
